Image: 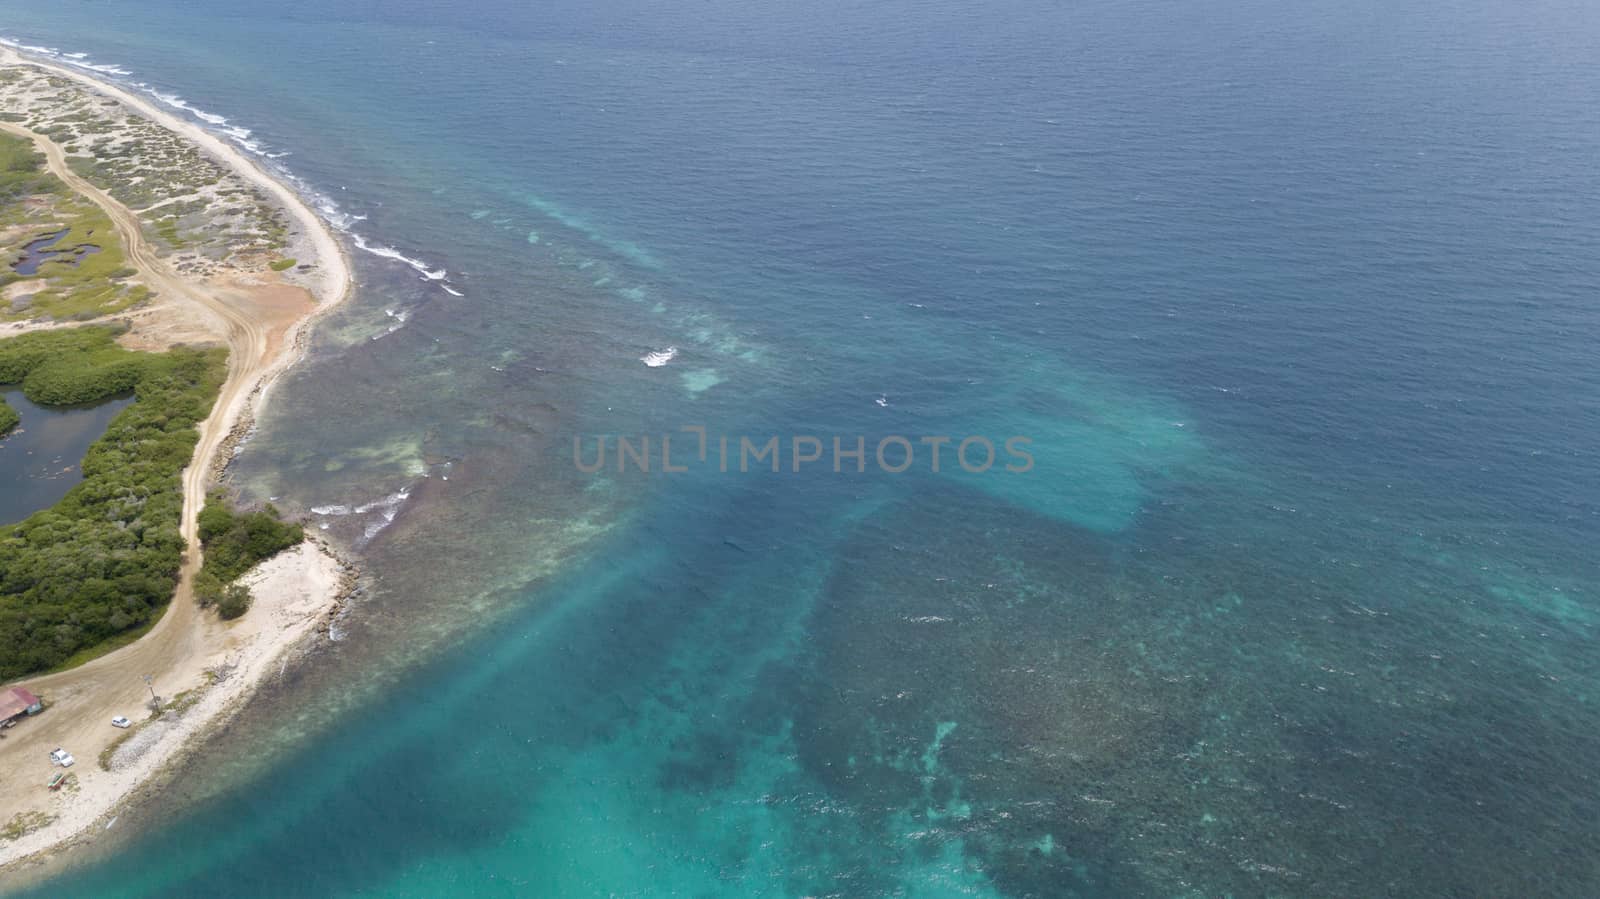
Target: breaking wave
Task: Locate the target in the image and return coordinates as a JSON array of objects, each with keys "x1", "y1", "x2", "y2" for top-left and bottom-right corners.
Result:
[
  {"x1": 3, "y1": 37, "x2": 466, "y2": 306},
  {"x1": 642, "y1": 346, "x2": 679, "y2": 367},
  {"x1": 350, "y1": 233, "x2": 447, "y2": 281}
]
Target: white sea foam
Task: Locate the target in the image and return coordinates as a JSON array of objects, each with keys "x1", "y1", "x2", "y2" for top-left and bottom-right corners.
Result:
[
  {"x1": 233, "y1": 137, "x2": 287, "y2": 158},
  {"x1": 1, "y1": 38, "x2": 130, "y2": 74},
  {"x1": 441, "y1": 285, "x2": 464, "y2": 297},
  {"x1": 150, "y1": 91, "x2": 234, "y2": 128},
  {"x1": 361, "y1": 516, "x2": 395, "y2": 542},
  {"x1": 311, "y1": 487, "x2": 411, "y2": 520},
  {"x1": 327, "y1": 596, "x2": 355, "y2": 642},
  {"x1": 4, "y1": 40, "x2": 229, "y2": 137},
  {"x1": 125, "y1": 85, "x2": 296, "y2": 159},
  {"x1": 64, "y1": 59, "x2": 133, "y2": 76},
  {"x1": 370, "y1": 307, "x2": 413, "y2": 340},
  {"x1": 309, "y1": 194, "x2": 367, "y2": 232},
  {"x1": 356, "y1": 488, "x2": 413, "y2": 543},
  {"x1": 641, "y1": 346, "x2": 679, "y2": 367},
  {"x1": 351, "y1": 233, "x2": 447, "y2": 280},
  {"x1": 6, "y1": 37, "x2": 461, "y2": 321},
  {"x1": 230, "y1": 424, "x2": 259, "y2": 457}
]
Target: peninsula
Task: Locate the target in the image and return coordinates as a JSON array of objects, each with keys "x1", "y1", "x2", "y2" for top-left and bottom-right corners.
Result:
[{"x1": 0, "y1": 46, "x2": 352, "y2": 873}]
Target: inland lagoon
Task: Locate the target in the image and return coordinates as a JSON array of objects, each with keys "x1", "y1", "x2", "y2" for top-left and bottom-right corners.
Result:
[{"x1": 0, "y1": 387, "x2": 131, "y2": 525}]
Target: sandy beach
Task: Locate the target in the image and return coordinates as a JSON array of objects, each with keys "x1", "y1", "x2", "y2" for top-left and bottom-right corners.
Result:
[{"x1": 0, "y1": 46, "x2": 354, "y2": 875}]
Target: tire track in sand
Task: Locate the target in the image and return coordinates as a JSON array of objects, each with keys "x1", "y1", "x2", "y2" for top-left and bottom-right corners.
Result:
[{"x1": 0, "y1": 119, "x2": 275, "y2": 785}]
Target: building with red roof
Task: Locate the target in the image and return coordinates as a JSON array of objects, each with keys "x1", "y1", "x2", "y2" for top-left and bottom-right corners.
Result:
[{"x1": 0, "y1": 687, "x2": 42, "y2": 724}]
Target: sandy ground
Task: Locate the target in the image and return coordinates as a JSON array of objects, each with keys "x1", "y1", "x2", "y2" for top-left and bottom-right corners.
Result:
[
  {"x1": 0, "y1": 543, "x2": 350, "y2": 868},
  {"x1": 0, "y1": 49, "x2": 354, "y2": 872}
]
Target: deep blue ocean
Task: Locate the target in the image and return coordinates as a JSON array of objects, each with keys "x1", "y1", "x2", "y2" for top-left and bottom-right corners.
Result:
[{"x1": 3, "y1": 0, "x2": 1599, "y2": 895}]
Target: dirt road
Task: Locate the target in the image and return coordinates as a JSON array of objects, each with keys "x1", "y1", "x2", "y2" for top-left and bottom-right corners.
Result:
[{"x1": 0, "y1": 120, "x2": 280, "y2": 821}]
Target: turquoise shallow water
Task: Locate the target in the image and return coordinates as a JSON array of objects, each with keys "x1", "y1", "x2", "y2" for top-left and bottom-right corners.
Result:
[{"x1": 3, "y1": 0, "x2": 1600, "y2": 895}]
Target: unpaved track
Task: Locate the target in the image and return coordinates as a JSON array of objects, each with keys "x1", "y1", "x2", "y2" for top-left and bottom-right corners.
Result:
[
  {"x1": 0, "y1": 47, "x2": 353, "y2": 872},
  {"x1": 0, "y1": 121, "x2": 267, "y2": 798}
]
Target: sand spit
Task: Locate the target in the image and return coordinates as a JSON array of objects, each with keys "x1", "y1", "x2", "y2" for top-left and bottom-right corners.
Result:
[{"x1": 0, "y1": 46, "x2": 355, "y2": 875}]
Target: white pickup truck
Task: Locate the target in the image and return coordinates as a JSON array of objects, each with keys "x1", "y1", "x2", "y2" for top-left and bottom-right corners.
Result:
[{"x1": 49, "y1": 747, "x2": 74, "y2": 767}]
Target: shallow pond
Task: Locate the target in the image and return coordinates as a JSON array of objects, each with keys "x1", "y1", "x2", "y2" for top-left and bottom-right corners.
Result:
[
  {"x1": 0, "y1": 385, "x2": 132, "y2": 524},
  {"x1": 11, "y1": 228, "x2": 102, "y2": 276}
]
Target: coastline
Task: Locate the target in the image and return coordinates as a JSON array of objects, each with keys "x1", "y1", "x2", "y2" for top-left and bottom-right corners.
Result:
[
  {"x1": 0, "y1": 47, "x2": 356, "y2": 876},
  {"x1": 0, "y1": 542, "x2": 356, "y2": 879},
  {"x1": 20, "y1": 48, "x2": 351, "y2": 314}
]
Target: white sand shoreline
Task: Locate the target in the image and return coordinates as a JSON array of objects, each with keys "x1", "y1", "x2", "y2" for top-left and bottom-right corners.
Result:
[
  {"x1": 16, "y1": 48, "x2": 353, "y2": 313},
  {"x1": 0, "y1": 543, "x2": 354, "y2": 875},
  {"x1": 0, "y1": 47, "x2": 358, "y2": 877}
]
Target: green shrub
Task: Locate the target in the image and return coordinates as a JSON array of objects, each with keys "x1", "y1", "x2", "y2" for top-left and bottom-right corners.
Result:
[
  {"x1": 198, "y1": 490, "x2": 303, "y2": 584},
  {"x1": 0, "y1": 132, "x2": 57, "y2": 204},
  {"x1": 0, "y1": 397, "x2": 16, "y2": 436},
  {"x1": 23, "y1": 355, "x2": 146, "y2": 405},
  {"x1": 192, "y1": 493, "x2": 301, "y2": 623},
  {"x1": 192, "y1": 569, "x2": 224, "y2": 608},
  {"x1": 216, "y1": 584, "x2": 251, "y2": 620},
  {"x1": 268, "y1": 258, "x2": 296, "y2": 272},
  {"x1": 0, "y1": 326, "x2": 226, "y2": 679}
]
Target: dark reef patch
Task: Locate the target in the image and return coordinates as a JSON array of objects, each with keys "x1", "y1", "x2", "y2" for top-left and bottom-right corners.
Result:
[{"x1": 789, "y1": 485, "x2": 1600, "y2": 896}]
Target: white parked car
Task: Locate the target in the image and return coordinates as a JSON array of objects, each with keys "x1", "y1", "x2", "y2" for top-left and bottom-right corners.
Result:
[
  {"x1": 111, "y1": 716, "x2": 131, "y2": 729},
  {"x1": 49, "y1": 748, "x2": 74, "y2": 767}
]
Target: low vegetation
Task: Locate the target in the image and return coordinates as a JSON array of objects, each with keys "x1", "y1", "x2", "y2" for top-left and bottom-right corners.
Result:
[
  {"x1": 0, "y1": 326, "x2": 226, "y2": 679},
  {"x1": 0, "y1": 68, "x2": 290, "y2": 263},
  {"x1": 1, "y1": 810, "x2": 55, "y2": 842},
  {"x1": 0, "y1": 131, "x2": 148, "y2": 322},
  {"x1": 0, "y1": 129, "x2": 54, "y2": 201},
  {"x1": 269, "y1": 257, "x2": 296, "y2": 272},
  {"x1": 194, "y1": 490, "x2": 303, "y2": 620},
  {"x1": 195, "y1": 575, "x2": 253, "y2": 620},
  {"x1": 216, "y1": 581, "x2": 252, "y2": 619},
  {"x1": 0, "y1": 395, "x2": 16, "y2": 435},
  {"x1": 197, "y1": 491, "x2": 303, "y2": 582}
]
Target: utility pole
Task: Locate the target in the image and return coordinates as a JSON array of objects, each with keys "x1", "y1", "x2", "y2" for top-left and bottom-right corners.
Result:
[{"x1": 143, "y1": 673, "x2": 159, "y2": 713}]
